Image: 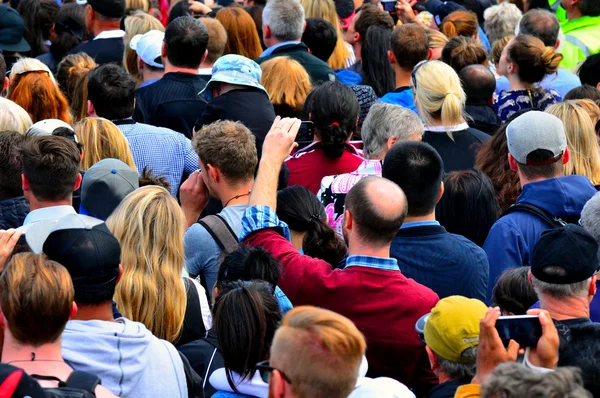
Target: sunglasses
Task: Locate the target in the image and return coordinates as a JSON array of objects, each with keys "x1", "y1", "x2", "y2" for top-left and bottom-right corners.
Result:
[
  {"x1": 411, "y1": 60, "x2": 429, "y2": 91},
  {"x1": 256, "y1": 360, "x2": 292, "y2": 385}
]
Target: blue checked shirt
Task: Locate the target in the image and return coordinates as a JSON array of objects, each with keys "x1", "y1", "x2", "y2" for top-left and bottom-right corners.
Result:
[
  {"x1": 240, "y1": 205, "x2": 400, "y2": 272},
  {"x1": 114, "y1": 119, "x2": 198, "y2": 196}
]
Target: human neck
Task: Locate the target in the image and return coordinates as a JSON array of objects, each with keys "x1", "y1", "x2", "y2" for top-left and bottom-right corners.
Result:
[
  {"x1": 164, "y1": 61, "x2": 199, "y2": 75},
  {"x1": 73, "y1": 303, "x2": 115, "y2": 322},
  {"x1": 290, "y1": 230, "x2": 305, "y2": 251},
  {"x1": 219, "y1": 180, "x2": 255, "y2": 208},
  {"x1": 266, "y1": 38, "x2": 301, "y2": 49},
  {"x1": 404, "y1": 212, "x2": 436, "y2": 223},
  {"x1": 2, "y1": 335, "x2": 63, "y2": 364},
  {"x1": 92, "y1": 20, "x2": 121, "y2": 37},
  {"x1": 437, "y1": 371, "x2": 452, "y2": 384},
  {"x1": 142, "y1": 69, "x2": 164, "y2": 83},
  {"x1": 353, "y1": 42, "x2": 362, "y2": 62},
  {"x1": 199, "y1": 61, "x2": 214, "y2": 70},
  {"x1": 348, "y1": 239, "x2": 390, "y2": 258},
  {"x1": 566, "y1": 7, "x2": 583, "y2": 21},
  {"x1": 518, "y1": 173, "x2": 560, "y2": 188},
  {"x1": 508, "y1": 75, "x2": 534, "y2": 91},
  {"x1": 540, "y1": 295, "x2": 591, "y2": 321},
  {"x1": 394, "y1": 66, "x2": 412, "y2": 89},
  {"x1": 28, "y1": 199, "x2": 72, "y2": 212}
]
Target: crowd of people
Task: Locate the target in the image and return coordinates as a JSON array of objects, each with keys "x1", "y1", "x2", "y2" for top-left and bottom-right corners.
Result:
[{"x1": 0, "y1": 0, "x2": 600, "y2": 396}]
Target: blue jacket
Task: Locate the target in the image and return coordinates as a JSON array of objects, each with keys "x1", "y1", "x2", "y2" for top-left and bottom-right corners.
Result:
[
  {"x1": 483, "y1": 175, "x2": 597, "y2": 301},
  {"x1": 390, "y1": 224, "x2": 489, "y2": 301},
  {"x1": 379, "y1": 87, "x2": 418, "y2": 113}
]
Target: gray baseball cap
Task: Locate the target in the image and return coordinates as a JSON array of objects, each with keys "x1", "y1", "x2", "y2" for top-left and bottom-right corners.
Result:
[{"x1": 506, "y1": 111, "x2": 567, "y2": 165}]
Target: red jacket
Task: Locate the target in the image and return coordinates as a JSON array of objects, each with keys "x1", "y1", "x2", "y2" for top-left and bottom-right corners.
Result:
[{"x1": 245, "y1": 229, "x2": 440, "y2": 396}]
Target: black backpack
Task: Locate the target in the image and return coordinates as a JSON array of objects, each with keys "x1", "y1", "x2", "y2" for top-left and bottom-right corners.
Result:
[
  {"x1": 501, "y1": 202, "x2": 580, "y2": 227},
  {"x1": 32, "y1": 371, "x2": 100, "y2": 398}
]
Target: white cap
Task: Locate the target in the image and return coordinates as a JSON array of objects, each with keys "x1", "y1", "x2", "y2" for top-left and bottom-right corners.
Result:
[
  {"x1": 129, "y1": 30, "x2": 165, "y2": 69},
  {"x1": 349, "y1": 377, "x2": 416, "y2": 398}
]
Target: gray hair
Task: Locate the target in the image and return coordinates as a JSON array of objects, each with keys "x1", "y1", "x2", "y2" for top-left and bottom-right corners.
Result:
[
  {"x1": 518, "y1": 9, "x2": 560, "y2": 47},
  {"x1": 581, "y1": 192, "x2": 600, "y2": 243},
  {"x1": 531, "y1": 267, "x2": 591, "y2": 299},
  {"x1": 483, "y1": 2, "x2": 523, "y2": 44},
  {"x1": 263, "y1": 0, "x2": 305, "y2": 42},
  {"x1": 482, "y1": 362, "x2": 592, "y2": 398},
  {"x1": 436, "y1": 346, "x2": 477, "y2": 380},
  {"x1": 361, "y1": 103, "x2": 424, "y2": 159}
]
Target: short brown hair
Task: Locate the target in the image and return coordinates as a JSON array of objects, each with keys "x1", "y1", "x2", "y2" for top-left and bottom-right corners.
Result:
[
  {"x1": 0, "y1": 253, "x2": 74, "y2": 346},
  {"x1": 192, "y1": 121, "x2": 257, "y2": 183},
  {"x1": 441, "y1": 36, "x2": 488, "y2": 73},
  {"x1": 21, "y1": 136, "x2": 81, "y2": 202},
  {"x1": 391, "y1": 24, "x2": 430, "y2": 71},
  {"x1": 354, "y1": 4, "x2": 394, "y2": 43},
  {"x1": 271, "y1": 306, "x2": 366, "y2": 398},
  {"x1": 201, "y1": 17, "x2": 228, "y2": 65}
]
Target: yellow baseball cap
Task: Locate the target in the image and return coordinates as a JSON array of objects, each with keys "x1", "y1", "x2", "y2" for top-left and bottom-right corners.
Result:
[{"x1": 419, "y1": 296, "x2": 487, "y2": 363}]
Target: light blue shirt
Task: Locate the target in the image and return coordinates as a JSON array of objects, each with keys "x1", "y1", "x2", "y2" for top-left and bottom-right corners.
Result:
[
  {"x1": 260, "y1": 41, "x2": 302, "y2": 58},
  {"x1": 495, "y1": 69, "x2": 581, "y2": 99},
  {"x1": 400, "y1": 220, "x2": 441, "y2": 229}
]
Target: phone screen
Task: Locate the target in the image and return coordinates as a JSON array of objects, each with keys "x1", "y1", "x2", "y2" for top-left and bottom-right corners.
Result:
[
  {"x1": 296, "y1": 121, "x2": 315, "y2": 144},
  {"x1": 382, "y1": 0, "x2": 396, "y2": 12},
  {"x1": 495, "y1": 315, "x2": 542, "y2": 348}
]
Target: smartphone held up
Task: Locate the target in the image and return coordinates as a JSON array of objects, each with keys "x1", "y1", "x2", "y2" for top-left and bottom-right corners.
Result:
[{"x1": 495, "y1": 315, "x2": 542, "y2": 348}]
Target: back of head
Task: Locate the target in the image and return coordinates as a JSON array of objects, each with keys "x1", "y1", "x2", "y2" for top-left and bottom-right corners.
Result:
[
  {"x1": 490, "y1": 35, "x2": 513, "y2": 66},
  {"x1": 304, "y1": 81, "x2": 359, "y2": 158},
  {"x1": 127, "y1": 0, "x2": 150, "y2": 12},
  {"x1": 361, "y1": 25, "x2": 395, "y2": 97},
  {"x1": 0, "y1": 98, "x2": 33, "y2": 134},
  {"x1": 578, "y1": 0, "x2": 600, "y2": 17},
  {"x1": 390, "y1": 24, "x2": 429, "y2": 71},
  {"x1": 518, "y1": 9, "x2": 560, "y2": 47},
  {"x1": 88, "y1": 64, "x2": 137, "y2": 120},
  {"x1": 168, "y1": 0, "x2": 191, "y2": 24},
  {"x1": 574, "y1": 99, "x2": 600, "y2": 128},
  {"x1": 483, "y1": 2, "x2": 522, "y2": 44},
  {"x1": 578, "y1": 54, "x2": 600, "y2": 88},
  {"x1": 427, "y1": 29, "x2": 449, "y2": 52},
  {"x1": 260, "y1": 57, "x2": 311, "y2": 112},
  {"x1": 491, "y1": 266, "x2": 538, "y2": 315},
  {"x1": 459, "y1": 64, "x2": 497, "y2": 104},
  {"x1": 217, "y1": 246, "x2": 282, "y2": 291},
  {"x1": 271, "y1": 306, "x2": 366, "y2": 398},
  {"x1": 362, "y1": 103, "x2": 424, "y2": 158},
  {"x1": 0, "y1": 253, "x2": 74, "y2": 347},
  {"x1": 214, "y1": 280, "x2": 282, "y2": 391},
  {"x1": 413, "y1": 60, "x2": 466, "y2": 129},
  {"x1": 192, "y1": 120, "x2": 257, "y2": 184},
  {"x1": 564, "y1": 84, "x2": 600, "y2": 102},
  {"x1": 164, "y1": 16, "x2": 209, "y2": 69},
  {"x1": 17, "y1": 0, "x2": 58, "y2": 57},
  {"x1": 0, "y1": 131, "x2": 25, "y2": 200},
  {"x1": 353, "y1": 4, "x2": 394, "y2": 44},
  {"x1": 56, "y1": 53, "x2": 97, "y2": 105},
  {"x1": 441, "y1": 36, "x2": 488, "y2": 73},
  {"x1": 302, "y1": 18, "x2": 338, "y2": 62},
  {"x1": 123, "y1": 12, "x2": 164, "y2": 79},
  {"x1": 201, "y1": 17, "x2": 228, "y2": 65},
  {"x1": 507, "y1": 35, "x2": 562, "y2": 84},
  {"x1": 344, "y1": 176, "x2": 408, "y2": 246},
  {"x1": 216, "y1": 8, "x2": 263, "y2": 60},
  {"x1": 20, "y1": 136, "x2": 80, "y2": 202},
  {"x1": 440, "y1": 11, "x2": 479, "y2": 39},
  {"x1": 582, "y1": 192, "x2": 600, "y2": 243},
  {"x1": 382, "y1": 141, "x2": 443, "y2": 217},
  {"x1": 277, "y1": 185, "x2": 346, "y2": 267},
  {"x1": 263, "y1": 0, "x2": 305, "y2": 42},
  {"x1": 50, "y1": 3, "x2": 86, "y2": 63},
  {"x1": 75, "y1": 117, "x2": 136, "y2": 171}
]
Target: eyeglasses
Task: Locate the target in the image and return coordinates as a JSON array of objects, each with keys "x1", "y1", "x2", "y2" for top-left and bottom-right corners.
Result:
[
  {"x1": 411, "y1": 60, "x2": 429, "y2": 91},
  {"x1": 256, "y1": 360, "x2": 292, "y2": 385}
]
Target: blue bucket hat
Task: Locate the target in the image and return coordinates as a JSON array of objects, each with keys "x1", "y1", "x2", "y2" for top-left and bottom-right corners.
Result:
[{"x1": 199, "y1": 54, "x2": 268, "y2": 101}]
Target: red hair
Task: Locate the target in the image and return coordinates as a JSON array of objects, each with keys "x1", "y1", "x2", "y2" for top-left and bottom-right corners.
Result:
[{"x1": 8, "y1": 72, "x2": 72, "y2": 124}]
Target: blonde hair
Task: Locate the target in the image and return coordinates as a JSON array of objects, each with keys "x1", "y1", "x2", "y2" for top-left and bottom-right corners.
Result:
[
  {"x1": 126, "y1": 0, "x2": 150, "y2": 11},
  {"x1": 56, "y1": 53, "x2": 97, "y2": 123},
  {"x1": 0, "y1": 98, "x2": 33, "y2": 134},
  {"x1": 123, "y1": 12, "x2": 165, "y2": 84},
  {"x1": 8, "y1": 58, "x2": 55, "y2": 83},
  {"x1": 106, "y1": 186, "x2": 187, "y2": 344},
  {"x1": 260, "y1": 57, "x2": 311, "y2": 113},
  {"x1": 427, "y1": 29, "x2": 449, "y2": 50},
  {"x1": 271, "y1": 306, "x2": 366, "y2": 398},
  {"x1": 75, "y1": 117, "x2": 137, "y2": 171},
  {"x1": 414, "y1": 61, "x2": 466, "y2": 131},
  {"x1": 300, "y1": 0, "x2": 351, "y2": 69},
  {"x1": 491, "y1": 35, "x2": 513, "y2": 66},
  {"x1": 546, "y1": 101, "x2": 600, "y2": 185},
  {"x1": 575, "y1": 99, "x2": 600, "y2": 128}
]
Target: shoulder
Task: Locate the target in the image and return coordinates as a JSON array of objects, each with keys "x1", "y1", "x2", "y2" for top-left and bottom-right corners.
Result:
[
  {"x1": 466, "y1": 127, "x2": 491, "y2": 143},
  {"x1": 445, "y1": 233, "x2": 489, "y2": 259}
]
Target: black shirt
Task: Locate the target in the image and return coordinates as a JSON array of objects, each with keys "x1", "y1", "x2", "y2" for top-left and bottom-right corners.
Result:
[
  {"x1": 256, "y1": 43, "x2": 336, "y2": 84},
  {"x1": 178, "y1": 330, "x2": 224, "y2": 398},
  {"x1": 69, "y1": 37, "x2": 124, "y2": 66},
  {"x1": 427, "y1": 378, "x2": 472, "y2": 398},
  {"x1": 422, "y1": 127, "x2": 489, "y2": 172}
]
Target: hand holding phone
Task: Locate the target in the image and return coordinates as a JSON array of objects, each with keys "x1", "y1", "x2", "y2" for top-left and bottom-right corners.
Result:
[
  {"x1": 295, "y1": 121, "x2": 315, "y2": 144},
  {"x1": 495, "y1": 315, "x2": 542, "y2": 348}
]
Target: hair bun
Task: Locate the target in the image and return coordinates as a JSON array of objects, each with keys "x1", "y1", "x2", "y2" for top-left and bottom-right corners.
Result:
[{"x1": 540, "y1": 47, "x2": 562, "y2": 75}]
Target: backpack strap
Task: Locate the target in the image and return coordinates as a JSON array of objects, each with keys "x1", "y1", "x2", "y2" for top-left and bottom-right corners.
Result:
[
  {"x1": 63, "y1": 371, "x2": 100, "y2": 394},
  {"x1": 501, "y1": 203, "x2": 566, "y2": 228},
  {"x1": 198, "y1": 214, "x2": 239, "y2": 254}
]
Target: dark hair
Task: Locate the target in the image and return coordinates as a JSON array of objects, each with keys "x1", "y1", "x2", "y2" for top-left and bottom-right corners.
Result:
[
  {"x1": 303, "y1": 81, "x2": 359, "y2": 159},
  {"x1": 518, "y1": 9, "x2": 560, "y2": 47},
  {"x1": 361, "y1": 25, "x2": 395, "y2": 97},
  {"x1": 18, "y1": 0, "x2": 59, "y2": 57},
  {"x1": 506, "y1": 35, "x2": 561, "y2": 84},
  {"x1": 217, "y1": 246, "x2": 282, "y2": 292},
  {"x1": 49, "y1": 3, "x2": 86, "y2": 65},
  {"x1": 20, "y1": 136, "x2": 80, "y2": 202},
  {"x1": 436, "y1": 169, "x2": 501, "y2": 246},
  {"x1": 244, "y1": 5, "x2": 266, "y2": 49},
  {"x1": 139, "y1": 166, "x2": 171, "y2": 191},
  {"x1": 276, "y1": 186, "x2": 347, "y2": 268},
  {"x1": 0, "y1": 54, "x2": 6, "y2": 82},
  {"x1": 578, "y1": 54, "x2": 600, "y2": 88},
  {"x1": 516, "y1": 149, "x2": 564, "y2": 180},
  {"x1": 345, "y1": 177, "x2": 407, "y2": 245},
  {"x1": 564, "y1": 84, "x2": 600, "y2": 102},
  {"x1": 0, "y1": 131, "x2": 25, "y2": 200},
  {"x1": 491, "y1": 266, "x2": 538, "y2": 315},
  {"x1": 302, "y1": 18, "x2": 337, "y2": 63},
  {"x1": 88, "y1": 64, "x2": 137, "y2": 120},
  {"x1": 459, "y1": 64, "x2": 497, "y2": 104},
  {"x1": 382, "y1": 141, "x2": 444, "y2": 217},
  {"x1": 214, "y1": 281, "x2": 282, "y2": 393},
  {"x1": 579, "y1": 0, "x2": 600, "y2": 16},
  {"x1": 167, "y1": 0, "x2": 191, "y2": 24},
  {"x1": 353, "y1": 4, "x2": 394, "y2": 44},
  {"x1": 441, "y1": 36, "x2": 488, "y2": 73},
  {"x1": 390, "y1": 24, "x2": 429, "y2": 71},
  {"x1": 164, "y1": 16, "x2": 209, "y2": 69}
]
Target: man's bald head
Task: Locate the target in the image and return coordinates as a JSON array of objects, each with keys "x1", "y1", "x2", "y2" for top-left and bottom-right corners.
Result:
[
  {"x1": 345, "y1": 177, "x2": 408, "y2": 246},
  {"x1": 459, "y1": 64, "x2": 496, "y2": 104}
]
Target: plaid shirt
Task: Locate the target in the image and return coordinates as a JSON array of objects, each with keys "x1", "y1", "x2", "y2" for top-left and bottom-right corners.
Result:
[
  {"x1": 241, "y1": 205, "x2": 400, "y2": 272},
  {"x1": 114, "y1": 119, "x2": 198, "y2": 196}
]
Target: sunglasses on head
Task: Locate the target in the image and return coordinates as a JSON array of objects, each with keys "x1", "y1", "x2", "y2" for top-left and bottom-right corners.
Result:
[
  {"x1": 411, "y1": 60, "x2": 429, "y2": 91},
  {"x1": 256, "y1": 360, "x2": 292, "y2": 385}
]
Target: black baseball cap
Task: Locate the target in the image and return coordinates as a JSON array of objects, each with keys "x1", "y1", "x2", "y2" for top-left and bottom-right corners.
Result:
[
  {"x1": 531, "y1": 224, "x2": 600, "y2": 284},
  {"x1": 0, "y1": 5, "x2": 31, "y2": 53},
  {"x1": 43, "y1": 223, "x2": 121, "y2": 293},
  {"x1": 85, "y1": 0, "x2": 126, "y2": 19}
]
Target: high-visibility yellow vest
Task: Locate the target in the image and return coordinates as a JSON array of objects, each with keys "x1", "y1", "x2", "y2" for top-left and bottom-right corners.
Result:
[
  {"x1": 560, "y1": 15, "x2": 600, "y2": 72},
  {"x1": 549, "y1": 0, "x2": 567, "y2": 23}
]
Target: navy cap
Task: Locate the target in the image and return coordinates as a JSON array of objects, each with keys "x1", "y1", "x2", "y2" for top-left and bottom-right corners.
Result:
[
  {"x1": 0, "y1": 5, "x2": 31, "y2": 53},
  {"x1": 86, "y1": 0, "x2": 126, "y2": 19}
]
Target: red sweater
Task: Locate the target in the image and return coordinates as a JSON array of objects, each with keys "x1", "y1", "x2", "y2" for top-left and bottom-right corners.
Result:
[
  {"x1": 285, "y1": 142, "x2": 364, "y2": 194},
  {"x1": 245, "y1": 229, "x2": 440, "y2": 396}
]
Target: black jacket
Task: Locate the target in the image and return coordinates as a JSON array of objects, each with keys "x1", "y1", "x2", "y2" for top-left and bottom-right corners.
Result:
[
  {"x1": 178, "y1": 331, "x2": 224, "y2": 398},
  {"x1": 133, "y1": 72, "x2": 208, "y2": 139},
  {"x1": 0, "y1": 196, "x2": 29, "y2": 230},
  {"x1": 465, "y1": 103, "x2": 501, "y2": 136},
  {"x1": 69, "y1": 37, "x2": 124, "y2": 66},
  {"x1": 422, "y1": 127, "x2": 490, "y2": 172},
  {"x1": 256, "y1": 43, "x2": 336, "y2": 83}
]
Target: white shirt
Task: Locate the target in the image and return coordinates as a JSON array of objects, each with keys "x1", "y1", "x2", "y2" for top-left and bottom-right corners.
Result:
[{"x1": 94, "y1": 30, "x2": 126, "y2": 40}]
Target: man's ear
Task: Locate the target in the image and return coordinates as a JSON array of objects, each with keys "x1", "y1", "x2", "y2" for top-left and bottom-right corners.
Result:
[
  {"x1": 201, "y1": 49, "x2": 208, "y2": 64},
  {"x1": 425, "y1": 346, "x2": 439, "y2": 371},
  {"x1": 437, "y1": 181, "x2": 444, "y2": 204},
  {"x1": 528, "y1": 270, "x2": 534, "y2": 288},
  {"x1": 427, "y1": 48, "x2": 433, "y2": 60},
  {"x1": 2, "y1": 77, "x2": 8, "y2": 93},
  {"x1": 116, "y1": 264, "x2": 123, "y2": 285},
  {"x1": 388, "y1": 50, "x2": 396, "y2": 65},
  {"x1": 70, "y1": 302, "x2": 78, "y2": 319},
  {"x1": 386, "y1": 136, "x2": 398, "y2": 151},
  {"x1": 138, "y1": 56, "x2": 145, "y2": 71},
  {"x1": 263, "y1": 24, "x2": 271, "y2": 39},
  {"x1": 161, "y1": 42, "x2": 167, "y2": 59},
  {"x1": 87, "y1": 100, "x2": 96, "y2": 117},
  {"x1": 73, "y1": 173, "x2": 82, "y2": 192},
  {"x1": 21, "y1": 174, "x2": 30, "y2": 192},
  {"x1": 554, "y1": 39, "x2": 560, "y2": 50},
  {"x1": 590, "y1": 275, "x2": 597, "y2": 298},
  {"x1": 302, "y1": 20, "x2": 307, "y2": 33},
  {"x1": 207, "y1": 163, "x2": 219, "y2": 183},
  {"x1": 563, "y1": 146, "x2": 570, "y2": 165},
  {"x1": 344, "y1": 209, "x2": 353, "y2": 231},
  {"x1": 271, "y1": 369, "x2": 287, "y2": 398},
  {"x1": 508, "y1": 153, "x2": 518, "y2": 172}
]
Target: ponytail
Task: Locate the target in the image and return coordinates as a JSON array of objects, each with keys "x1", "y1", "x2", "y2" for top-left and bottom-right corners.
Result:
[
  {"x1": 321, "y1": 123, "x2": 349, "y2": 159},
  {"x1": 303, "y1": 217, "x2": 347, "y2": 268},
  {"x1": 441, "y1": 21, "x2": 458, "y2": 39},
  {"x1": 440, "y1": 91, "x2": 466, "y2": 132},
  {"x1": 540, "y1": 47, "x2": 562, "y2": 75}
]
